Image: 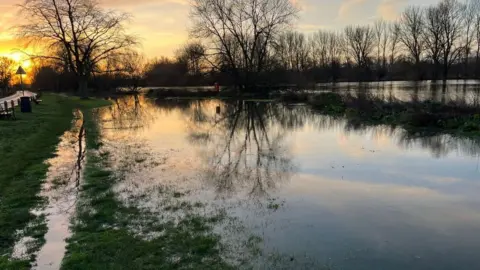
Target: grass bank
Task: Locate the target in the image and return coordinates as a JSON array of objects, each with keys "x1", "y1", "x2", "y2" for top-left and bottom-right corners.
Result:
[
  {"x1": 0, "y1": 94, "x2": 111, "y2": 269},
  {"x1": 61, "y1": 106, "x2": 234, "y2": 270}
]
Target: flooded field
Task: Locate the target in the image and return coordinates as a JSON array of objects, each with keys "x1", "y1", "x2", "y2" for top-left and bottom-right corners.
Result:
[
  {"x1": 315, "y1": 80, "x2": 480, "y2": 104},
  {"x1": 78, "y1": 91, "x2": 480, "y2": 270}
]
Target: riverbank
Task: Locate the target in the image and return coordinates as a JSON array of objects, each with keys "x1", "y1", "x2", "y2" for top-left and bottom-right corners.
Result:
[{"x1": 0, "y1": 94, "x2": 111, "y2": 269}]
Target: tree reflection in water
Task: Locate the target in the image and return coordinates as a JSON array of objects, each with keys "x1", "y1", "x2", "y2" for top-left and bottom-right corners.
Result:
[
  {"x1": 316, "y1": 115, "x2": 480, "y2": 159},
  {"x1": 101, "y1": 94, "x2": 159, "y2": 132},
  {"x1": 46, "y1": 109, "x2": 86, "y2": 209},
  {"x1": 101, "y1": 96, "x2": 480, "y2": 199},
  {"x1": 187, "y1": 100, "x2": 296, "y2": 199}
]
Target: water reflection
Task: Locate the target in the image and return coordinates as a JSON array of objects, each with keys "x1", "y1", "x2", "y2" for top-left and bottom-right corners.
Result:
[
  {"x1": 189, "y1": 101, "x2": 295, "y2": 198},
  {"x1": 93, "y1": 95, "x2": 480, "y2": 269},
  {"x1": 316, "y1": 80, "x2": 480, "y2": 104},
  {"x1": 103, "y1": 95, "x2": 159, "y2": 132},
  {"x1": 398, "y1": 133, "x2": 480, "y2": 159},
  {"x1": 45, "y1": 110, "x2": 85, "y2": 200},
  {"x1": 152, "y1": 99, "x2": 480, "y2": 160},
  {"x1": 34, "y1": 110, "x2": 85, "y2": 270},
  {"x1": 105, "y1": 96, "x2": 480, "y2": 177}
]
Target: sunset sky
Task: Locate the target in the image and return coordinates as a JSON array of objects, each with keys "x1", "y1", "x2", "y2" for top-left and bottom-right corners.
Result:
[{"x1": 0, "y1": 0, "x2": 444, "y2": 64}]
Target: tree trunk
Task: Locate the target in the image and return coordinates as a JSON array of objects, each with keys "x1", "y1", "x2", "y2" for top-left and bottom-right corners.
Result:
[
  {"x1": 415, "y1": 60, "x2": 421, "y2": 81},
  {"x1": 476, "y1": 50, "x2": 480, "y2": 78},
  {"x1": 432, "y1": 60, "x2": 440, "y2": 81},
  {"x1": 443, "y1": 61, "x2": 449, "y2": 81},
  {"x1": 464, "y1": 52, "x2": 469, "y2": 78},
  {"x1": 78, "y1": 76, "x2": 88, "y2": 98}
]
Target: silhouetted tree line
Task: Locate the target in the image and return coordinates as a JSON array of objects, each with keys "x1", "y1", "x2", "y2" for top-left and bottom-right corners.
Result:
[
  {"x1": 187, "y1": 0, "x2": 480, "y2": 88},
  {"x1": 151, "y1": 0, "x2": 480, "y2": 88},
  {"x1": 27, "y1": 0, "x2": 480, "y2": 93},
  {"x1": 0, "y1": 57, "x2": 16, "y2": 97}
]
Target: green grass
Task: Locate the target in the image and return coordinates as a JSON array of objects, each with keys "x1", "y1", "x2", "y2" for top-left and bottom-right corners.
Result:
[
  {"x1": 67, "y1": 96, "x2": 113, "y2": 109},
  {"x1": 61, "y1": 108, "x2": 233, "y2": 270},
  {"x1": 0, "y1": 94, "x2": 111, "y2": 269}
]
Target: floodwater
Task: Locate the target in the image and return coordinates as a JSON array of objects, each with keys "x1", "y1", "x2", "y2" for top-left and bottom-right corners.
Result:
[
  {"x1": 94, "y1": 86, "x2": 480, "y2": 269},
  {"x1": 316, "y1": 80, "x2": 480, "y2": 104},
  {"x1": 34, "y1": 110, "x2": 85, "y2": 270}
]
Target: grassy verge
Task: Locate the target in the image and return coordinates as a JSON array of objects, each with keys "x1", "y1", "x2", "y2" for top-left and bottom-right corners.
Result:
[
  {"x1": 61, "y1": 107, "x2": 234, "y2": 270},
  {"x1": 0, "y1": 94, "x2": 111, "y2": 269}
]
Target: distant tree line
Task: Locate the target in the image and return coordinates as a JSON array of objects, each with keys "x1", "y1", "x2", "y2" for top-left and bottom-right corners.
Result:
[
  {"x1": 0, "y1": 57, "x2": 16, "y2": 97},
  {"x1": 185, "y1": 0, "x2": 480, "y2": 88},
  {"x1": 23, "y1": 0, "x2": 480, "y2": 94}
]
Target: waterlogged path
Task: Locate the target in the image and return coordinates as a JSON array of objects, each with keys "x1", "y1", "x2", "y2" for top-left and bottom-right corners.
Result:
[
  {"x1": 9, "y1": 110, "x2": 86, "y2": 270},
  {"x1": 33, "y1": 110, "x2": 85, "y2": 270}
]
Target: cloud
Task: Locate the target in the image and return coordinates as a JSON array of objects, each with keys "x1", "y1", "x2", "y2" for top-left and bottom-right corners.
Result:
[
  {"x1": 101, "y1": 0, "x2": 189, "y2": 8},
  {"x1": 377, "y1": 0, "x2": 408, "y2": 21},
  {"x1": 298, "y1": 23, "x2": 330, "y2": 33},
  {"x1": 338, "y1": 0, "x2": 367, "y2": 19}
]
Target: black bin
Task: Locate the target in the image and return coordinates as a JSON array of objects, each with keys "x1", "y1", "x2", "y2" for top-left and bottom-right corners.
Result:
[{"x1": 20, "y1": 97, "x2": 32, "y2": 113}]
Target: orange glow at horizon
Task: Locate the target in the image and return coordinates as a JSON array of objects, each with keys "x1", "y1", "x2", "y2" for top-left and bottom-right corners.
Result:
[
  {"x1": 0, "y1": 47, "x2": 35, "y2": 83},
  {"x1": 3, "y1": 52, "x2": 32, "y2": 69},
  {"x1": 0, "y1": 38, "x2": 33, "y2": 62}
]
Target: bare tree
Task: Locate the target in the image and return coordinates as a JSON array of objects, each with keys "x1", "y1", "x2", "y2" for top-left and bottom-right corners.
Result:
[
  {"x1": 399, "y1": 6, "x2": 425, "y2": 77},
  {"x1": 325, "y1": 31, "x2": 345, "y2": 81},
  {"x1": 327, "y1": 32, "x2": 345, "y2": 65},
  {"x1": 271, "y1": 34, "x2": 289, "y2": 70},
  {"x1": 462, "y1": 0, "x2": 479, "y2": 77},
  {"x1": 310, "y1": 30, "x2": 329, "y2": 68},
  {"x1": 175, "y1": 42, "x2": 206, "y2": 76},
  {"x1": 344, "y1": 25, "x2": 375, "y2": 70},
  {"x1": 17, "y1": 0, "x2": 137, "y2": 97},
  {"x1": 374, "y1": 19, "x2": 389, "y2": 72},
  {"x1": 191, "y1": 0, "x2": 299, "y2": 90},
  {"x1": 388, "y1": 22, "x2": 401, "y2": 66},
  {"x1": 275, "y1": 31, "x2": 310, "y2": 71},
  {"x1": 423, "y1": 5, "x2": 443, "y2": 80},
  {"x1": 438, "y1": 0, "x2": 465, "y2": 80},
  {"x1": 117, "y1": 52, "x2": 146, "y2": 93},
  {"x1": 474, "y1": 1, "x2": 480, "y2": 76},
  {"x1": 0, "y1": 57, "x2": 16, "y2": 97}
]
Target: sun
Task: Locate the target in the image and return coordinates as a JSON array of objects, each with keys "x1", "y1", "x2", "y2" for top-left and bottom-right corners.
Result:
[
  {"x1": 0, "y1": 51, "x2": 32, "y2": 69},
  {"x1": 0, "y1": 51, "x2": 34, "y2": 83},
  {"x1": 8, "y1": 52, "x2": 32, "y2": 69}
]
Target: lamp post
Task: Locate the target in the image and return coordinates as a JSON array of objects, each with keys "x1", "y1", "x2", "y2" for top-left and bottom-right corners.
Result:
[{"x1": 16, "y1": 66, "x2": 26, "y2": 96}]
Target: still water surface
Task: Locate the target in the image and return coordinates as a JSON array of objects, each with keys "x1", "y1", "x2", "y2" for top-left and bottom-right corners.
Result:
[{"x1": 95, "y1": 93, "x2": 480, "y2": 270}]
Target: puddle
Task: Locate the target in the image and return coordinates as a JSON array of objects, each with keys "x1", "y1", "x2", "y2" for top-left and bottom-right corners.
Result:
[{"x1": 32, "y1": 110, "x2": 85, "y2": 270}]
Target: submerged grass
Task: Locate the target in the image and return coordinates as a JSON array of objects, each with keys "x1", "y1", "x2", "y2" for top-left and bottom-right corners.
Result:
[
  {"x1": 306, "y1": 92, "x2": 480, "y2": 137},
  {"x1": 0, "y1": 94, "x2": 112, "y2": 269},
  {"x1": 61, "y1": 107, "x2": 233, "y2": 270}
]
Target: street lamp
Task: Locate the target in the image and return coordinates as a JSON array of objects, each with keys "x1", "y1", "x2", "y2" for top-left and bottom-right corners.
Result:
[{"x1": 16, "y1": 66, "x2": 26, "y2": 96}]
